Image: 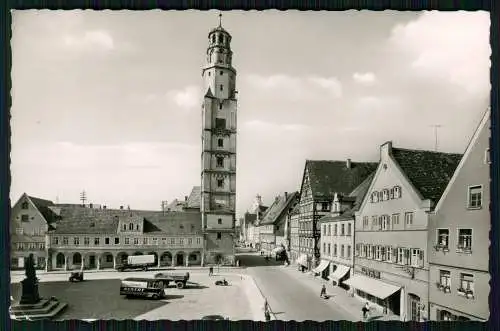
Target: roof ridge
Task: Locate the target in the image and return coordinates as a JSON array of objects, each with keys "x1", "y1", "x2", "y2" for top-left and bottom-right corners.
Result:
[{"x1": 392, "y1": 147, "x2": 462, "y2": 156}]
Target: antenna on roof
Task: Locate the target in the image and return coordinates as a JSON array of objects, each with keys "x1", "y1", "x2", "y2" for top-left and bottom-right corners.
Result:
[
  {"x1": 430, "y1": 124, "x2": 442, "y2": 152},
  {"x1": 80, "y1": 190, "x2": 87, "y2": 207}
]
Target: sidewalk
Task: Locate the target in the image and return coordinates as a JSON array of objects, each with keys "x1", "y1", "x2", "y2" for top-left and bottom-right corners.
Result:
[{"x1": 280, "y1": 265, "x2": 399, "y2": 322}]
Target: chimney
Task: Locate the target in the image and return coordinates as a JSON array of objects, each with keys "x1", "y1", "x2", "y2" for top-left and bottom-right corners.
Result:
[
  {"x1": 185, "y1": 196, "x2": 188, "y2": 202},
  {"x1": 284, "y1": 192, "x2": 288, "y2": 200},
  {"x1": 346, "y1": 159, "x2": 352, "y2": 169}
]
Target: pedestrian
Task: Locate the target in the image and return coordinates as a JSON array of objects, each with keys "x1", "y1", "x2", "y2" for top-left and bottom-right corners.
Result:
[
  {"x1": 362, "y1": 302, "x2": 370, "y2": 320},
  {"x1": 208, "y1": 266, "x2": 213, "y2": 276},
  {"x1": 320, "y1": 284, "x2": 327, "y2": 298}
]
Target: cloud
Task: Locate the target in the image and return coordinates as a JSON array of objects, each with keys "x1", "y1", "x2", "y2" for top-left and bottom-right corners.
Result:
[
  {"x1": 389, "y1": 11, "x2": 490, "y2": 96},
  {"x1": 166, "y1": 85, "x2": 201, "y2": 109},
  {"x1": 244, "y1": 74, "x2": 343, "y2": 99},
  {"x1": 63, "y1": 30, "x2": 115, "y2": 51},
  {"x1": 353, "y1": 72, "x2": 377, "y2": 84}
]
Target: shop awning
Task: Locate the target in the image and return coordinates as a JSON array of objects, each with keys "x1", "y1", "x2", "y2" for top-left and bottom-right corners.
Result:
[
  {"x1": 312, "y1": 260, "x2": 330, "y2": 274},
  {"x1": 296, "y1": 254, "x2": 308, "y2": 266},
  {"x1": 328, "y1": 264, "x2": 350, "y2": 283},
  {"x1": 343, "y1": 274, "x2": 401, "y2": 300}
]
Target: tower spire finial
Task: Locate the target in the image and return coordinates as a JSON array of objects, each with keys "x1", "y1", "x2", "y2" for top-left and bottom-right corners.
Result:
[{"x1": 219, "y1": 12, "x2": 222, "y2": 27}]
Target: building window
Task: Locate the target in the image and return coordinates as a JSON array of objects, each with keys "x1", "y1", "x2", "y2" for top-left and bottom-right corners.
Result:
[
  {"x1": 323, "y1": 242, "x2": 326, "y2": 254},
  {"x1": 84, "y1": 237, "x2": 90, "y2": 245},
  {"x1": 437, "y1": 229, "x2": 449, "y2": 248},
  {"x1": 347, "y1": 245, "x2": 352, "y2": 259},
  {"x1": 115, "y1": 237, "x2": 120, "y2": 244},
  {"x1": 405, "y1": 212, "x2": 414, "y2": 226},
  {"x1": 439, "y1": 270, "x2": 451, "y2": 289},
  {"x1": 105, "y1": 237, "x2": 110, "y2": 245},
  {"x1": 216, "y1": 157, "x2": 224, "y2": 167},
  {"x1": 347, "y1": 223, "x2": 352, "y2": 236},
  {"x1": 218, "y1": 138, "x2": 224, "y2": 147},
  {"x1": 484, "y1": 148, "x2": 491, "y2": 164},
  {"x1": 124, "y1": 238, "x2": 129, "y2": 245},
  {"x1": 169, "y1": 238, "x2": 175, "y2": 245},
  {"x1": 458, "y1": 229, "x2": 472, "y2": 253},
  {"x1": 16, "y1": 243, "x2": 24, "y2": 250},
  {"x1": 94, "y1": 237, "x2": 99, "y2": 245},
  {"x1": 321, "y1": 202, "x2": 330, "y2": 211},
  {"x1": 334, "y1": 244, "x2": 337, "y2": 256},
  {"x1": 215, "y1": 118, "x2": 226, "y2": 129},
  {"x1": 21, "y1": 201, "x2": 29, "y2": 209},
  {"x1": 341, "y1": 224, "x2": 345, "y2": 236},
  {"x1": 334, "y1": 224, "x2": 338, "y2": 236},
  {"x1": 152, "y1": 238, "x2": 158, "y2": 245},
  {"x1": 468, "y1": 185, "x2": 483, "y2": 209},
  {"x1": 123, "y1": 224, "x2": 126, "y2": 231},
  {"x1": 188, "y1": 238, "x2": 193, "y2": 245},
  {"x1": 341, "y1": 245, "x2": 345, "y2": 258},
  {"x1": 459, "y1": 273, "x2": 475, "y2": 298},
  {"x1": 220, "y1": 84, "x2": 223, "y2": 91},
  {"x1": 136, "y1": 224, "x2": 139, "y2": 231},
  {"x1": 52, "y1": 237, "x2": 59, "y2": 245},
  {"x1": 392, "y1": 213, "x2": 400, "y2": 226},
  {"x1": 375, "y1": 246, "x2": 381, "y2": 260},
  {"x1": 381, "y1": 215, "x2": 389, "y2": 231},
  {"x1": 370, "y1": 191, "x2": 379, "y2": 203},
  {"x1": 129, "y1": 223, "x2": 133, "y2": 230},
  {"x1": 217, "y1": 179, "x2": 224, "y2": 188},
  {"x1": 220, "y1": 70, "x2": 223, "y2": 75},
  {"x1": 327, "y1": 224, "x2": 331, "y2": 236},
  {"x1": 371, "y1": 216, "x2": 378, "y2": 230},
  {"x1": 397, "y1": 248, "x2": 405, "y2": 265},
  {"x1": 393, "y1": 186, "x2": 401, "y2": 199},
  {"x1": 133, "y1": 238, "x2": 139, "y2": 245},
  {"x1": 62, "y1": 237, "x2": 68, "y2": 245},
  {"x1": 382, "y1": 189, "x2": 389, "y2": 201},
  {"x1": 21, "y1": 214, "x2": 29, "y2": 222},
  {"x1": 143, "y1": 238, "x2": 148, "y2": 245},
  {"x1": 363, "y1": 216, "x2": 369, "y2": 228},
  {"x1": 218, "y1": 218, "x2": 222, "y2": 224},
  {"x1": 74, "y1": 237, "x2": 80, "y2": 246},
  {"x1": 355, "y1": 244, "x2": 360, "y2": 256},
  {"x1": 219, "y1": 103, "x2": 223, "y2": 111},
  {"x1": 38, "y1": 243, "x2": 44, "y2": 250},
  {"x1": 217, "y1": 232, "x2": 222, "y2": 240},
  {"x1": 386, "y1": 246, "x2": 393, "y2": 262},
  {"x1": 327, "y1": 243, "x2": 331, "y2": 255},
  {"x1": 411, "y1": 248, "x2": 424, "y2": 267}
]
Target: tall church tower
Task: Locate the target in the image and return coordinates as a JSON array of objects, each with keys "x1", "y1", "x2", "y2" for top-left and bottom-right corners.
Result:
[{"x1": 200, "y1": 14, "x2": 237, "y2": 265}]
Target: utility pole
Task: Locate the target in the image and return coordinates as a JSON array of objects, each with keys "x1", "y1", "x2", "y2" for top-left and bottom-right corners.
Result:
[
  {"x1": 430, "y1": 125, "x2": 442, "y2": 152},
  {"x1": 80, "y1": 190, "x2": 87, "y2": 207}
]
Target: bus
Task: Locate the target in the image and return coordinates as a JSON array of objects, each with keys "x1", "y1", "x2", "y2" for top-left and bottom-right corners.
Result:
[{"x1": 120, "y1": 278, "x2": 166, "y2": 300}]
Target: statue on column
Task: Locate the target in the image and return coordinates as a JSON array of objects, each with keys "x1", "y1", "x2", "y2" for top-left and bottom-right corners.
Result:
[{"x1": 20, "y1": 254, "x2": 41, "y2": 304}]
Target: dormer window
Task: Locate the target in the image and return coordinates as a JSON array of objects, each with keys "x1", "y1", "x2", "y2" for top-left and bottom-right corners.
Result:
[
  {"x1": 382, "y1": 189, "x2": 389, "y2": 201},
  {"x1": 371, "y1": 191, "x2": 379, "y2": 203}
]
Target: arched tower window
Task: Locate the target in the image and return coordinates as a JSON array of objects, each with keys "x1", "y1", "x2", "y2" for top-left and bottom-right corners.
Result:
[
  {"x1": 218, "y1": 34, "x2": 223, "y2": 43},
  {"x1": 212, "y1": 34, "x2": 216, "y2": 43}
]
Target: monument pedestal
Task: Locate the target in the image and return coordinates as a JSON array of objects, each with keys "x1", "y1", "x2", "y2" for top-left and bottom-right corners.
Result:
[{"x1": 10, "y1": 296, "x2": 68, "y2": 320}]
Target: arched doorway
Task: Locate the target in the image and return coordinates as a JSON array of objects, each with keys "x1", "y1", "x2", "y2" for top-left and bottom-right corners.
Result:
[
  {"x1": 408, "y1": 293, "x2": 421, "y2": 321},
  {"x1": 56, "y1": 253, "x2": 65, "y2": 268},
  {"x1": 176, "y1": 252, "x2": 185, "y2": 266},
  {"x1": 101, "y1": 252, "x2": 114, "y2": 269},
  {"x1": 188, "y1": 251, "x2": 201, "y2": 265},
  {"x1": 116, "y1": 252, "x2": 129, "y2": 264},
  {"x1": 160, "y1": 252, "x2": 172, "y2": 266},
  {"x1": 72, "y1": 252, "x2": 82, "y2": 268},
  {"x1": 86, "y1": 253, "x2": 97, "y2": 269}
]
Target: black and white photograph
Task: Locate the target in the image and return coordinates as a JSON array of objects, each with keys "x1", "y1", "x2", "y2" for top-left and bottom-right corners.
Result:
[{"x1": 8, "y1": 9, "x2": 491, "y2": 322}]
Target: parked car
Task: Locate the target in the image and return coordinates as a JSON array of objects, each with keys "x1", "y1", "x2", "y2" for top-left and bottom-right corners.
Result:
[
  {"x1": 69, "y1": 271, "x2": 84, "y2": 282},
  {"x1": 154, "y1": 272, "x2": 190, "y2": 289}
]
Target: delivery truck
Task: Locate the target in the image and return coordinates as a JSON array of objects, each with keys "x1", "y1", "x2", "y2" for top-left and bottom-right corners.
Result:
[{"x1": 116, "y1": 254, "x2": 156, "y2": 272}]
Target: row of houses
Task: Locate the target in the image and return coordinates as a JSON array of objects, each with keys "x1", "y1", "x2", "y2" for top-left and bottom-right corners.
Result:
[
  {"x1": 10, "y1": 186, "x2": 234, "y2": 271},
  {"x1": 242, "y1": 109, "x2": 491, "y2": 322}
]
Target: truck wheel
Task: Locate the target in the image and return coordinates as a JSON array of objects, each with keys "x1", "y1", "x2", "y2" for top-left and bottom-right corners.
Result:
[
  {"x1": 151, "y1": 294, "x2": 159, "y2": 300},
  {"x1": 176, "y1": 281, "x2": 185, "y2": 289}
]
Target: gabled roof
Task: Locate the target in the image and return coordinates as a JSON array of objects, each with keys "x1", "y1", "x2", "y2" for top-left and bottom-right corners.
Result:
[
  {"x1": 305, "y1": 160, "x2": 378, "y2": 199},
  {"x1": 185, "y1": 186, "x2": 201, "y2": 209},
  {"x1": 319, "y1": 172, "x2": 376, "y2": 223},
  {"x1": 434, "y1": 108, "x2": 490, "y2": 211},
  {"x1": 16, "y1": 194, "x2": 60, "y2": 228},
  {"x1": 391, "y1": 148, "x2": 462, "y2": 203},
  {"x1": 51, "y1": 206, "x2": 202, "y2": 235},
  {"x1": 205, "y1": 87, "x2": 214, "y2": 98},
  {"x1": 260, "y1": 192, "x2": 299, "y2": 225}
]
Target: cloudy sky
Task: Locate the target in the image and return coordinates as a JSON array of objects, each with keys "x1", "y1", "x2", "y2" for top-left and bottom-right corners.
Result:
[{"x1": 10, "y1": 10, "x2": 490, "y2": 216}]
